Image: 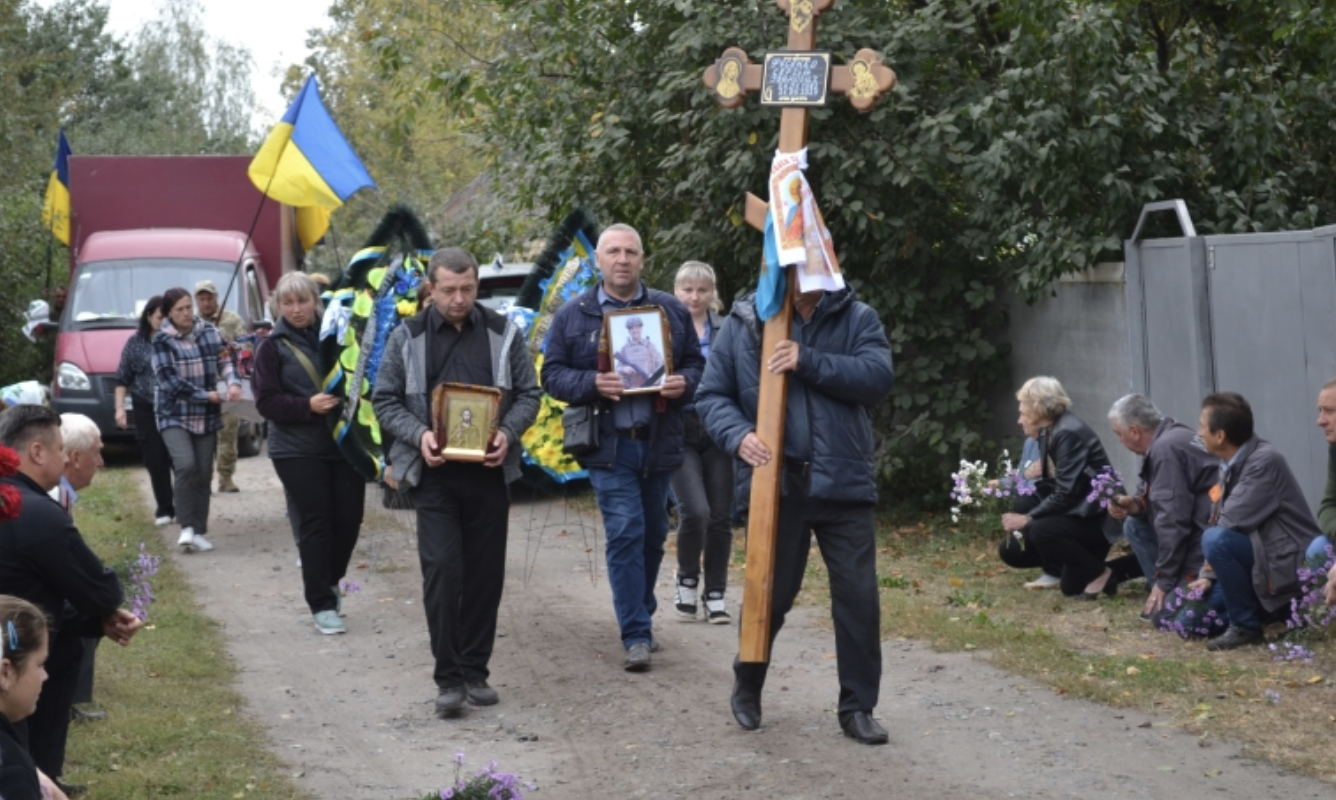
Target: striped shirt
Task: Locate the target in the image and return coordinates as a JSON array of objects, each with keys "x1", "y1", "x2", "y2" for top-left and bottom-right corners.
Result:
[{"x1": 151, "y1": 317, "x2": 239, "y2": 435}]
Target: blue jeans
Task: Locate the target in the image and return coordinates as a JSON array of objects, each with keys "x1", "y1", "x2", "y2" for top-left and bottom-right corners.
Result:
[
  {"x1": 1201, "y1": 526, "x2": 1287, "y2": 631},
  {"x1": 587, "y1": 438, "x2": 673, "y2": 647},
  {"x1": 1124, "y1": 515, "x2": 1158, "y2": 584}
]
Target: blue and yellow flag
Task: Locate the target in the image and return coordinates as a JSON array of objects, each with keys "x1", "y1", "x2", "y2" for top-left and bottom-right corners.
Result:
[
  {"x1": 248, "y1": 75, "x2": 375, "y2": 251},
  {"x1": 41, "y1": 129, "x2": 72, "y2": 246}
]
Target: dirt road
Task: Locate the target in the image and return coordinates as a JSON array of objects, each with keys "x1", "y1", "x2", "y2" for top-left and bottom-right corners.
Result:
[{"x1": 149, "y1": 456, "x2": 1332, "y2": 799}]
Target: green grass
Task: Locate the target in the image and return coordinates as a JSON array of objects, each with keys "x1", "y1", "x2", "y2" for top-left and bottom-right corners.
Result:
[
  {"x1": 775, "y1": 510, "x2": 1336, "y2": 784},
  {"x1": 63, "y1": 466, "x2": 307, "y2": 799}
]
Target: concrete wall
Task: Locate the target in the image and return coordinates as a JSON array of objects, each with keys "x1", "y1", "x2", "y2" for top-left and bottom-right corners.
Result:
[{"x1": 985, "y1": 263, "x2": 1140, "y2": 486}]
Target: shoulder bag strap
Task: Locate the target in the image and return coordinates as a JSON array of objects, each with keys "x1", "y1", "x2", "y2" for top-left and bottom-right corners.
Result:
[{"x1": 279, "y1": 338, "x2": 323, "y2": 393}]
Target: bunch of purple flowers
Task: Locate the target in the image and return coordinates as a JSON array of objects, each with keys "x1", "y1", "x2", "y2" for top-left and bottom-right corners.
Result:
[
  {"x1": 1085, "y1": 465, "x2": 1123, "y2": 509},
  {"x1": 127, "y1": 543, "x2": 161, "y2": 622},
  {"x1": 949, "y1": 450, "x2": 1035, "y2": 524},
  {"x1": 1285, "y1": 547, "x2": 1335, "y2": 632},
  {"x1": 1156, "y1": 584, "x2": 1226, "y2": 639},
  {"x1": 437, "y1": 753, "x2": 533, "y2": 800},
  {"x1": 1269, "y1": 641, "x2": 1315, "y2": 663}
]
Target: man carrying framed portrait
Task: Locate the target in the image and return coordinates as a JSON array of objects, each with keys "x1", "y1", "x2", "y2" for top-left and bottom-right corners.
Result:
[
  {"x1": 541, "y1": 223, "x2": 706, "y2": 672},
  {"x1": 372, "y1": 247, "x2": 541, "y2": 718}
]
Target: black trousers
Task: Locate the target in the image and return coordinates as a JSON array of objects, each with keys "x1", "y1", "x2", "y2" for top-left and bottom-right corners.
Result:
[
  {"x1": 273, "y1": 457, "x2": 366, "y2": 614},
  {"x1": 25, "y1": 628, "x2": 83, "y2": 779},
  {"x1": 132, "y1": 400, "x2": 174, "y2": 519},
  {"x1": 411, "y1": 462, "x2": 510, "y2": 689},
  {"x1": 1000, "y1": 513, "x2": 1110, "y2": 596},
  {"x1": 72, "y1": 637, "x2": 100, "y2": 705},
  {"x1": 734, "y1": 489, "x2": 882, "y2": 715}
]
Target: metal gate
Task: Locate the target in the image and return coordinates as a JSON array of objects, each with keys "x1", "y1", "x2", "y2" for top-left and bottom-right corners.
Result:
[{"x1": 1124, "y1": 202, "x2": 1336, "y2": 506}]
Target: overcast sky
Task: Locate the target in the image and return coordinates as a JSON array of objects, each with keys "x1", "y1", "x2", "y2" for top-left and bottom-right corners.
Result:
[{"x1": 45, "y1": 0, "x2": 335, "y2": 129}]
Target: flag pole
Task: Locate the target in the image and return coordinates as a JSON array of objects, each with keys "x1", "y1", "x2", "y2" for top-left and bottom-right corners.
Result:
[{"x1": 217, "y1": 170, "x2": 277, "y2": 317}]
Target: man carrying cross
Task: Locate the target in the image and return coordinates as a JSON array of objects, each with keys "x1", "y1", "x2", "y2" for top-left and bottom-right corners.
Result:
[{"x1": 697, "y1": 266, "x2": 894, "y2": 743}]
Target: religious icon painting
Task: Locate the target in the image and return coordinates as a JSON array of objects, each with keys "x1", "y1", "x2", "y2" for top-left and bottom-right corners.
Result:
[
  {"x1": 601, "y1": 306, "x2": 673, "y2": 394},
  {"x1": 431, "y1": 382, "x2": 502, "y2": 462}
]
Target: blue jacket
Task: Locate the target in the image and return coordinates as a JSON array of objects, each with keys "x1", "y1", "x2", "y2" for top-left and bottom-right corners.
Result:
[
  {"x1": 696, "y1": 287, "x2": 894, "y2": 505},
  {"x1": 541, "y1": 283, "x2": 705, "y2": 472}
]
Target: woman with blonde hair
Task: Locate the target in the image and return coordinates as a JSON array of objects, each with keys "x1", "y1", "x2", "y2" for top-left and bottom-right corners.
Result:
[
  {"x1": 999, "y1": 377, "x2": 1138, "y2": 598},
  {"x1": 254, "y1": 272, "x2": 365, "y2": 635},
  {"x1": 670, "y1": 261, "x2": 735, "y2": 623}
]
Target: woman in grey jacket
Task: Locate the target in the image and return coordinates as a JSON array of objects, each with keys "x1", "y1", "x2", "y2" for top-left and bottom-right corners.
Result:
[{"x1": 254, "y1": 273, "x2": 365, "y2": 636}]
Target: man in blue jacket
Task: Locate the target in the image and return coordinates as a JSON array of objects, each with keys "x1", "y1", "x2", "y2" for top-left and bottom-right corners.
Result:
[
  {"x1": 541, "y1": 224, "x2": 705, "y2": 672},
  {"x1": 696, "y1": 277, "x2": 894, "y2": 745}
]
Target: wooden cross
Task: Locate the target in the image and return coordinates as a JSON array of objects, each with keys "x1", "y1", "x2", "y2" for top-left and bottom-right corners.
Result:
[{"x1": 701, "y1": 0, "x2": 895, "y2": 664}]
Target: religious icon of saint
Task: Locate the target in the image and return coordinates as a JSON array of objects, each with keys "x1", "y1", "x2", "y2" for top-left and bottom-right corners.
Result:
[
  {"x1": 449, "y1": 406, "x2": 485, "y2": 451},
  {"x1": 716, "y1": 58, "x2": 742, "y2": 101},
  {"x1": 850, "y1": 60, "x2": 879, "y2": 99},
  {"x1": 781, "y1": 176, "x2": 806, "y2": 250},
  {"x1": 614, "y1": 316, "x2": 664, "y2": 390}
]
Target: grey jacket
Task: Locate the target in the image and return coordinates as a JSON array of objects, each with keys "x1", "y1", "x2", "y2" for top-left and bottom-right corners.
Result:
[
  {"x1": 372, "y1": 305, "x2": 541, "y2": 489},
  {"x1": 1214, "y1": 436, "x2": 1323, "y2": 612},
  {"x1": 1134, "y1": 418, "x2": 1219, "y2": 591}
]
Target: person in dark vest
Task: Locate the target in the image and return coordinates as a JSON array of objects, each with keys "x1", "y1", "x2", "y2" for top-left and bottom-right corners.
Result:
[
  {"x1": 254, "y1": 272, "x2": 366, "y2": 636},
  {"x1": 373, "y1": 248, "x2": 541, "y2": 717}
]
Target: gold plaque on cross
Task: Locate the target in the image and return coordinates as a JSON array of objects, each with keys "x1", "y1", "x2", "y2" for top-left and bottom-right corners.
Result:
[{"x1": 760, "y1": 51, "x2": 831, "y2": 107}]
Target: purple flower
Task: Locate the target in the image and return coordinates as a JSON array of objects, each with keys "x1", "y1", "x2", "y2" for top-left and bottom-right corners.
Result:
[
  {"x1": 1264, "y1": 689, "x2": 1281, "y2": 705},
  {"x1": 339, "y1": 579, "x2": 362, "y2": 594}
]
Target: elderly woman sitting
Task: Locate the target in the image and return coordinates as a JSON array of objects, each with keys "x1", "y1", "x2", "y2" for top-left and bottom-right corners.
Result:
[{"x1": 998, "y1": 377, "x2": 1138, "y2": 598}]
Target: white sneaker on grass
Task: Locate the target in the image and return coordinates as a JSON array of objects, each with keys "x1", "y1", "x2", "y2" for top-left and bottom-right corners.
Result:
[
  {"x1": 154, "y1": 516, "x2": 173, "y2": 527},
  {"x1": 313, "y1": 610, "x2": 345, "y2": 635},
  {"x1": 1023, "y1": 573, "x2": 1061, "y2": 590}
]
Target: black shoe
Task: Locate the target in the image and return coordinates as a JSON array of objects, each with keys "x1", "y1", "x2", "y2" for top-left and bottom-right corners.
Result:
[
  {"x1": 435, "y1": 685, "x2": 466, "y2": 717},
  {"x1": 840, "y1": 711, "x2": 889, "y2": 745},
  {"x1": 56, "y1": 780, "x2": 88, "y2": 796},
  {"x1": 730, "y1": 679, "x2": 762, "y2": 731},
  {"x1": 1206, "y1": 625, "x2": 1263, "y2": 651},
  {"x1": 70, "y1": 706, "x2": 107, "y2": 723},
  {"x1": 465, "y1": 679, "x2": 499, "y2": 706},
  {"x1": 624, "y1": 642, "x2": 652, "y2": 672}
]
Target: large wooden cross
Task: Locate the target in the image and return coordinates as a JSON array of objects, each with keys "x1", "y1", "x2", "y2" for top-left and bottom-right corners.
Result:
[{"x1": 702, "y1": 0, "x2": 895, "y2": 663}]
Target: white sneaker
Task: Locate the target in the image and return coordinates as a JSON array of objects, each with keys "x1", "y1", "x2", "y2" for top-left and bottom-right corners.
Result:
[
  {"x1": 191, "y1": 534, "x2": 214, "y2": 552},
  {"x1": 177, "y1": 527, "x2": 196, "y2": 550},
  {"x1": 1023, "y1": 573, "x2": 1062, "y2": 590},
  {"x1": 154, "y1": 516, "x2": 173, "y2": 527},
  {"x1": 675, "y1": 575, "x2": 699, "y2": 620},
  {"x1": 704, "y1": 592, "x2": 731, "y2": 625}
]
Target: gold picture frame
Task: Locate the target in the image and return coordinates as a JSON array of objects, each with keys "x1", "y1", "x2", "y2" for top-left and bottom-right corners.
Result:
[
  {"x1": 601, "y1": 306, "x2": 673, "y2": 395},
  {"x1": 431, "y1": 383, "x2": 502, "y2": 463}
]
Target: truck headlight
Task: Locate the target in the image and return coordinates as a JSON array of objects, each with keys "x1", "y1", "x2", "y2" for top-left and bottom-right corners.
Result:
[{"x1": 57, "y1": 362, "x2": 91, "y2": 392}]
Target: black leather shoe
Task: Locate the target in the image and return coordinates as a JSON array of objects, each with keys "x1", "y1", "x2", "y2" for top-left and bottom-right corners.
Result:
[
  {"x1": 436, "y1": 685, "x2": 466, "y2": 717},
  {"x1": 840, "y1": 711, "x2": 889, "y2": 745},
  {"x1": 1206, "y1": 625, "x2": 1263, "y2": 651},
  {"x1": 730, "y1": 679, "x2": 762, "y2": 730},
  {"x1": 465, "y1": 679, "x2": 499, "y2": 706}
]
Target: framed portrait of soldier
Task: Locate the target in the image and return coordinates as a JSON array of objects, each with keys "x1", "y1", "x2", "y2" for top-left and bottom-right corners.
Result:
[
  {"x1": 430, "y1": 383, "x2": 503, "y2": 462},
  {"x1": 602, "y1": 306, "x2": 673, "y2": 395}
]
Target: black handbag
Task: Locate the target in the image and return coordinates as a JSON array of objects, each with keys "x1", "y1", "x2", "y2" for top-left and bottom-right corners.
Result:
[{"x1": 562, "y1": 404, "x2": 600, "y2": 456}]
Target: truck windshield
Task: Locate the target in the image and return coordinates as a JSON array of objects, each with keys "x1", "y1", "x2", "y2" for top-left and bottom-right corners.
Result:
[{"x1": 64, "y1": 259, "x2": 243, "y2": 330}]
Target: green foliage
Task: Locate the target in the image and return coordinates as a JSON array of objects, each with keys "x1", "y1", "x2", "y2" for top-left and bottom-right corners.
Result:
[{"x1": 316, "y1": 0, "x2": 1336, "y2": 503}]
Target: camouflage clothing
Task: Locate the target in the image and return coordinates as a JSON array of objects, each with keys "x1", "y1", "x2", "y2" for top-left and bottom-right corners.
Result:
[{"x1": 206, "y1": 308, "x2": 246, "y2": 482}]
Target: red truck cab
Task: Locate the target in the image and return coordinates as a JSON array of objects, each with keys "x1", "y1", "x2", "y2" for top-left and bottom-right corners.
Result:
[{"x1": 35, "y1": 155, "x2": 299, "y2": 442}]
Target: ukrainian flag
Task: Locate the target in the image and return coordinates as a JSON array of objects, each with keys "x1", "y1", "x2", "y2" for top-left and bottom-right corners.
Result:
[
  {"x1": 41, "y1": 129, "x2": 72, "y2": 245},
  {"x1": 248, "y1": 75, "x2": 375, "y2": 251}
]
